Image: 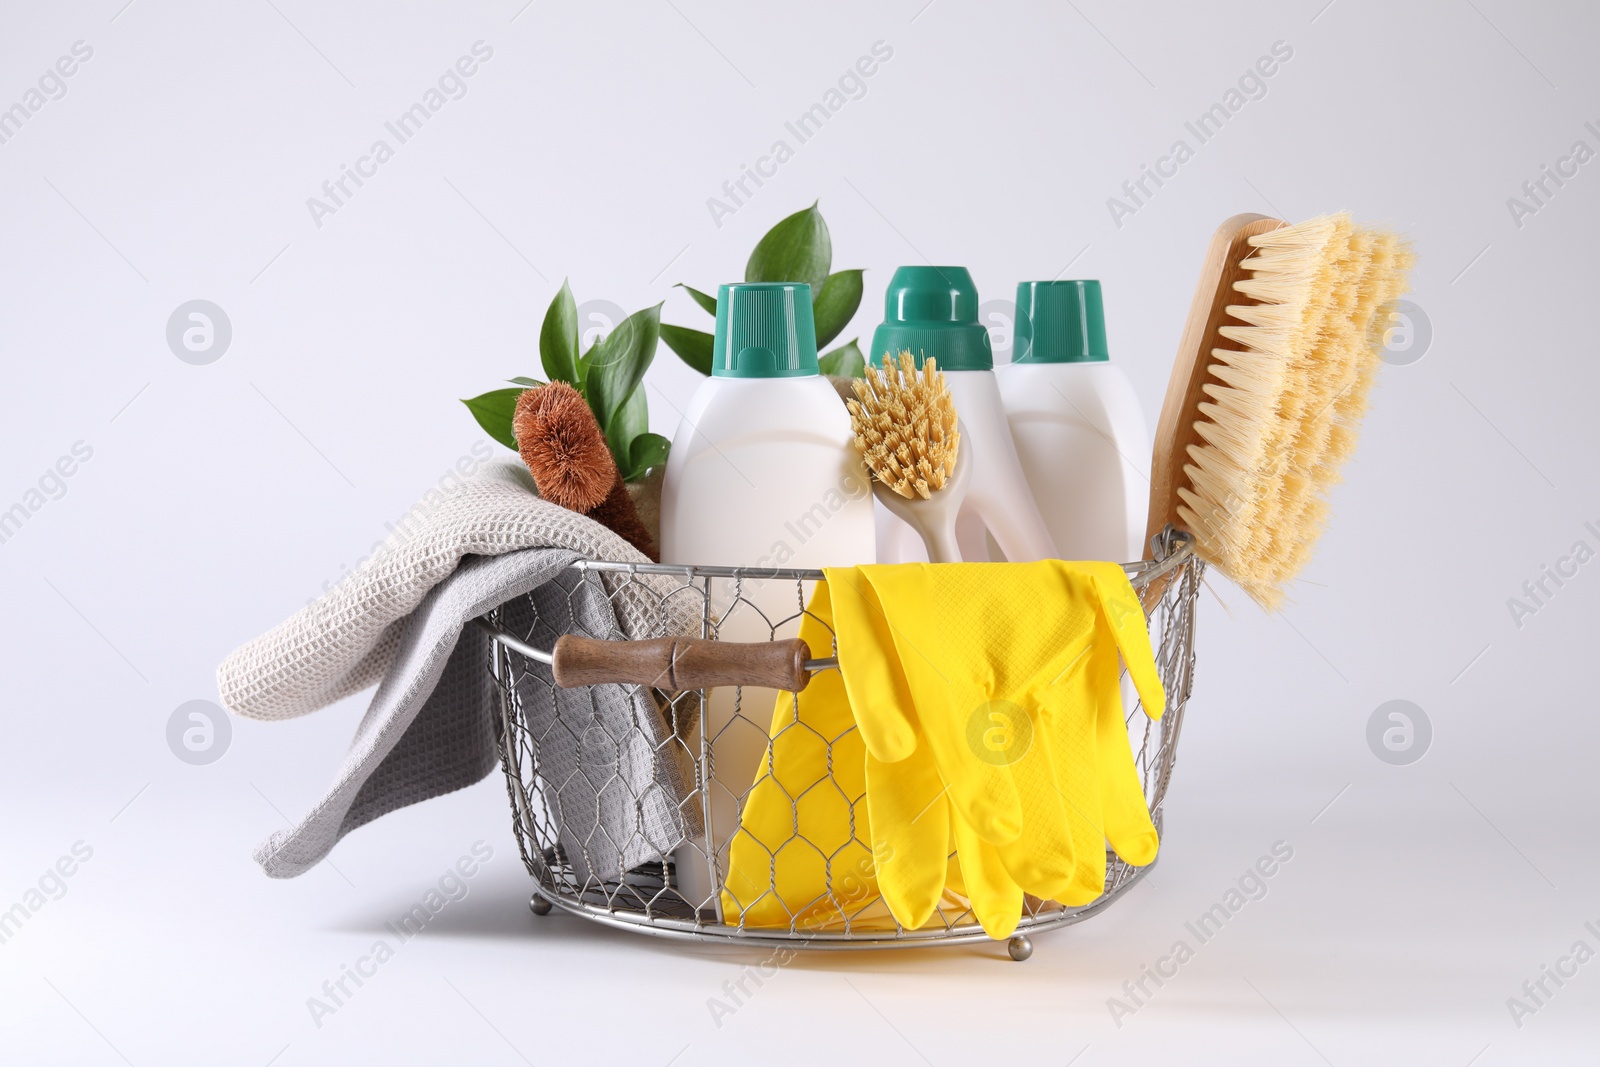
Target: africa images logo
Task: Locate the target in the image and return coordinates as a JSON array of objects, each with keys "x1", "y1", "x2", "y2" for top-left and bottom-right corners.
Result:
[{"x1": 966, "y1": 699, "x2": 1033, "y2": 766}]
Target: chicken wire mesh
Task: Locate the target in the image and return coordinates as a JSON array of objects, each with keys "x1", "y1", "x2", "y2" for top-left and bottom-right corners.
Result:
[{"x1": 484, "y1": 528, "x2": 1201, "y2": 952}]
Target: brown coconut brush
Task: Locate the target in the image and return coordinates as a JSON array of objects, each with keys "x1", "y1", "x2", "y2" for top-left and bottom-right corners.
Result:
[
  {"x1": 513, "y1": 382, "x2": 658, "y2": 560},
  {"x1": 847, "y1": 350, "x2": 960, "y2": 499}
]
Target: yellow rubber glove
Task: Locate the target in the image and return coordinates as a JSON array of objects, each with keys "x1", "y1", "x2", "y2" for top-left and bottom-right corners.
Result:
[
  {"x1": 814, "y1": 570, "x2": 996, "y2": 932},
  {"x1": 827, "y1": 561, "x2": 1167, "y2": 938},
  {"x1": 721, "y1": 584, "x2": 875, "y2": 929},
  {"x1": 823, "y1": 568, "x2": 953, "y2": 930},
  {"x1": 723, "y1": 583, "x2": 969, "y2": 931},
  {"x1": 1051, "y1": 562, "x2": 1167, "y2": 905},
  {"x1": 828, "y1": 563, "x2": 1075, "y2": 935},
  {"x1": 1090, "y1": 560, "x2": 1166, "y2": 855}
]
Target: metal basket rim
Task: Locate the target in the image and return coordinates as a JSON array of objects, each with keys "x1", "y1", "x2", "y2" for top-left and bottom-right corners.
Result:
[
  {"x1": 552, "y1": 529, "x2": 1194, "y2": 589},
  {"x1": 524, "y1": 855, "x2": 1157, "y2": 950}
]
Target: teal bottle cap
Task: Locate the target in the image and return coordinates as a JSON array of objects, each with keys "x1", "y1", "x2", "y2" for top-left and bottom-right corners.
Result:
[
  {"x1": 712, "y1": 282, "x2": 819, "y2": 378},
  {"x1": 1013, "y1": 279, "x2": 1109, "y2": 363},
  {"x1": 870, "y1": 265, "x2": 993, "y2": 372}
]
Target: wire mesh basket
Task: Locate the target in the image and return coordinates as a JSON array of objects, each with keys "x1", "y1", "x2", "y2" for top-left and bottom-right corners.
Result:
[{"x1": 479, "y1": 527, "x2": 1201, "y2": 960}]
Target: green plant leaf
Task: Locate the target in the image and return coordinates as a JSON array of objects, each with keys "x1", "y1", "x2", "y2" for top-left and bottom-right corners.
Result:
[
  {"x1": 659, "y1": 323, "x2": 715, "y2": 376},
  {"x1": 461, "y1": 388, "x2": 523, "y2": 451},
  {"x1": 603, "y1": 382, "x2": 648, "y2": 473},
  {"x1": 539, "y1": 279, "x2": 580, "y2": 386},
  {"x1": 677, "y1": 283, "x2": 718, "y2": 317},
  {"x1": 506, "y1": 376, "x2": 544, "y2": 388},
  {"x1": 586, "y1": 303, "x2": 662, "y2": 431},
  {"x1": 745, "y1": 202, "x2": 831, "y2": 293},
  {"x1": 819, "y1": 339, "x2": 865, "y2": 378},
  {"x1": 622, "y1": 432, "x2": 672, "y2": 481},
  {"x1": 575, "y1": 341, "x2": 597, "y2": 391},
  {"x1": 812, "y1": 268, "x2": 864, "y2": 348}
]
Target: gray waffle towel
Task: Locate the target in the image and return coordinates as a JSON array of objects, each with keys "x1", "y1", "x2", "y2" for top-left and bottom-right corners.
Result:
[{"x1": 217, "y1": 461, "x2": 698, "y2": 879}]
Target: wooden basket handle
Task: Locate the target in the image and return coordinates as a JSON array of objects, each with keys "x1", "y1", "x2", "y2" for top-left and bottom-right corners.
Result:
[{"x1": 550, "y1": 635, "x2": 813, "y2": 692}]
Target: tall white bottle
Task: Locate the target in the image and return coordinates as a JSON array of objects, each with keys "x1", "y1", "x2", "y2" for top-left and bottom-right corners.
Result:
[
  {"x1": 997, "y1": 280, "x2": 1150, "y2": 564},
  {"x1": 871, "y1": 266, "x2": 1057, "y2": 563},
  {"x1": 659, "y1": 282, "x2": 874, "y2": 916}
]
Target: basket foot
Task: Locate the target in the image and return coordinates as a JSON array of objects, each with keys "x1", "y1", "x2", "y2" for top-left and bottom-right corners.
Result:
[
  {"x1": 1007, "y1": 935, "x2": 1033, "y2": 962},
  {"x1": 529, "y1": 894, "x2": 553, "y2": 916}
]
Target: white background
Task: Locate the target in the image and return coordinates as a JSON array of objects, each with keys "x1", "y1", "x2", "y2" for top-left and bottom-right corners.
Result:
[{"x1": 2, "y1": 0, "x2": 1597, "y2": 1063}]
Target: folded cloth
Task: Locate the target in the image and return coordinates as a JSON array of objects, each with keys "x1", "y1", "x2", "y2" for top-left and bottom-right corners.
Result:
[
  {"x1": 499, "y1": 566, "x2": 699, "y2": 882},
  {"x1": 218, "y1": 459, "x2": 699, "y2": 879},
  {"x1": 219, "y1": 460, "x2": 678, "y2": 723}
]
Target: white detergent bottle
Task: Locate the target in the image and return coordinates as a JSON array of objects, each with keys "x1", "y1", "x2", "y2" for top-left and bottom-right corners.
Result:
[
  {"x1": 997, "y1": 280, "x2": 1150, "y2": 564},
  {"x1": 660, "y1": 281, "x2": 874, "y2": 916},
  {"x1": 871, "y1": 266, "x2": 1056, "y2": 563}
]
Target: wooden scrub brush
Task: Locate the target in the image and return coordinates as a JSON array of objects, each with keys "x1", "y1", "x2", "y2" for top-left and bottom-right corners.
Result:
[
  {"x1": 1149, "y1": 212, "x2": 1415, "y2": 608},
  {"x1": 513, "y1": 381, "x2": 659, "y2": 560},
  {"x1": 847, "y1": 350, "x2": 969, "y2": 562}
]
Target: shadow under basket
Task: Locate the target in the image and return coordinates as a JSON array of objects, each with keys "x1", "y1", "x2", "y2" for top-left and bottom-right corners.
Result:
[{"x1": 479, "y1": 528, "x2": 1202, "y2": 961}]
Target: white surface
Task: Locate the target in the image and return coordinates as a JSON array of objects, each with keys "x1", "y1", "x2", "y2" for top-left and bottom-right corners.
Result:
[
  {"x1": 2, "y1": 0, "x2": 1598, "y2": 1063},
  {"x1": 999, "y1": 360, "x2": 1152, "y2": 563}
]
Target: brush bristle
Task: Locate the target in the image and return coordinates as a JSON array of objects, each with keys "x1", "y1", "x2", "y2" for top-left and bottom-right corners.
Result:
[
  {"x1": 1176, "y1": 213, "x2": 1414, "y2": 608},
  {"x1": 513, "y1": 381, "x2": 618, "y2": 512},
  {"x1": 846, "y1": 350, "x2": 960, "y2": 499}
]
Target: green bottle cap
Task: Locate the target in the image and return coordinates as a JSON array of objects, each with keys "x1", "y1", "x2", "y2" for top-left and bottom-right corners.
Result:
[
  {"x1": 712, "y1": 282, "x2": 819, "y2": 378},
  {"x1": 1013, "y1": 279, "x2": 1109, "y2": 363},
  {"x1": 870, "y1": 265, "x2": 993, "y2": 372}
]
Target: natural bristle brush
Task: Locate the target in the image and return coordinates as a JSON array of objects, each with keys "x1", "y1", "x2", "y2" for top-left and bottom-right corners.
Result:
[
  {"x1": 848, "y1": 350, "x2": 970, "y2": 562},
  {"x1": 849, "y1": 350, "x2": 961, "y2": 499},
  {"x1": 1148, "y1": 212, "x2": 1415, "y2": 608}
]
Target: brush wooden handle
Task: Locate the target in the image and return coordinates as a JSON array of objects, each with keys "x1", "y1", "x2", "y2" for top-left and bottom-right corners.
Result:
[
  {"x1": 550, "y1": 634, "x2": 813, "y2": 692},
  {"x1": 1146, "y1": 213, "x2": 1287, "y2": 554}
]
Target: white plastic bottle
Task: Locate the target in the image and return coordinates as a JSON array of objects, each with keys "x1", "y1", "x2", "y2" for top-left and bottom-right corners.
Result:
[
  {"x1": 871, "y1": 266, "x2": 1057, "y2": 563},
  {"x1": 659, "y1": 281, "x2": 874, "y2": 915},
  {"x1": 997, "y1": 280, "x2": 1150, "y2": 563}
]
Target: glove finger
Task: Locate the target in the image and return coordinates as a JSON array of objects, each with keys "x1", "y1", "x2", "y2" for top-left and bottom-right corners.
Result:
[
  {"x1": 1092, "y1": 650, "x2": 1160, "y2": 867},
  {"x1": 1089, "y1": 563, "x2": 1166, "y2": 720},
  {"x1": 902, "y1": 684, "x2": 1024, "y2": 846},
  {"x1": 825, "y1": 567, "x2": 920, "y2": 762},
  {"x1": 950, "y1": 808, "x2": 1024, "y2": 940},
  {"x1": 1049, "y1": 726, "x2": 1109, "y2": 907},
  {"x1": 856, "y1": 565, "x2": 1024, "y2": 844},
  {"x1": 996, "y1": 727, "x2": 1077, "y2": 901},
  {"x1": 1031, "y1": 668, "x2": 1107, "y2": 905},
  {"x1": 865, "y1": 749, "x2": 948, "y2": 931}
]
